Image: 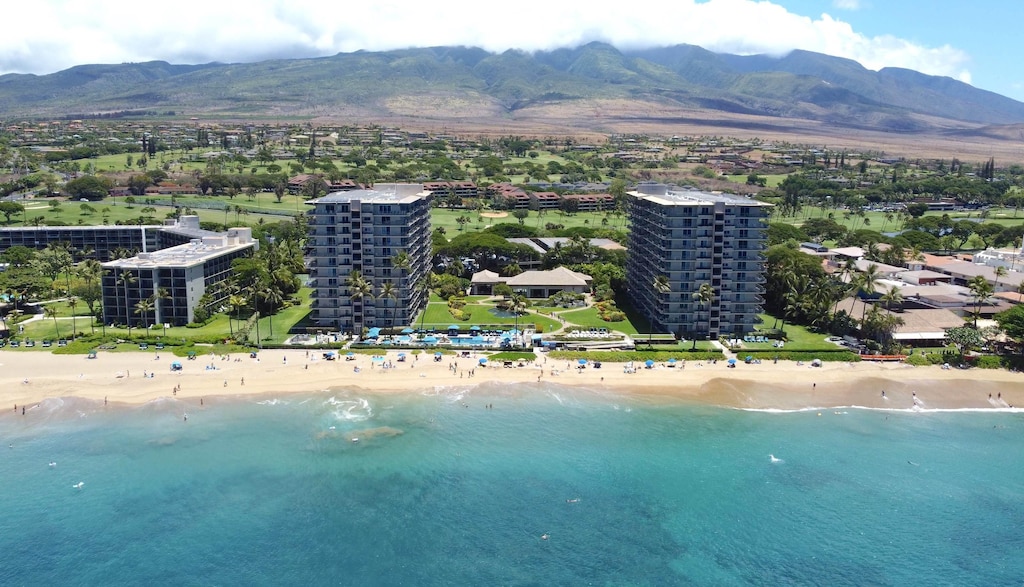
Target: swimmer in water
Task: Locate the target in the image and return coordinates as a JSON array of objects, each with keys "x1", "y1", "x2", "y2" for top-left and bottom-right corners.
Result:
[{"x1": 541, "y1": 533, "x2": 549, "y2": 541}]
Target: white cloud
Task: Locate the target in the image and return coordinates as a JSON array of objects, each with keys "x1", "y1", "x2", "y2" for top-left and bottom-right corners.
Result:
[
  {"x1": 833, "y1": 0, "x2": 863, "y2": 10},
  {"x1": 0, "y1": 0, "x2": 971, "y2": 87}
]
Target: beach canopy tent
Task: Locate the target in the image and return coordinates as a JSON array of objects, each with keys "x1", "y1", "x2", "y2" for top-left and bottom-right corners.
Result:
[
  {"x1": 423, "y1": 336, "x2": 438, "y2": 344},
  {"x1": 479, "y1": 358, "x2": 488, "y2": 365},
  {"x1": 87, "y1": 350, "x2": 98, "y2": 359},
  {"x1": 645, "y1": 359, "x2": 655, "y2": 367},
  {"x1": 434, "y1": 352, "x2": 442, "y2": 357},
  {"x1": 667, "y1": 358, "x2": 677, "y2": 364},
  {"x1": 170, "y1": 362, "x2": 182, "y2": 371},
  {"x1": 401, "y1": 327, "x2": 414, "y2": 334},
  {"x1": 447, "y1": 325, "x2": 460, "y2": 335},
  {"x1": 366, "y1": 328, "x2": 381, "y2": 338},
  {"x1": 727, "y1": 358, "x2": 737, "y2": 365},
  {"x1": 470, "y1": 326, "x2": 481, "y2": 331},
  {"x1": 578, "y1": 359, "x2": 587, "y2": 365}
]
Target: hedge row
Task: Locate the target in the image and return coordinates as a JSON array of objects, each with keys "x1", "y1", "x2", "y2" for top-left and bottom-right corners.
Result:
[
  {"x1": 739, "y1": 350, "x2": 862, "y2": 362},
  {"x1": 547, "y1": 350, "x2": 724, "y2": 362}
]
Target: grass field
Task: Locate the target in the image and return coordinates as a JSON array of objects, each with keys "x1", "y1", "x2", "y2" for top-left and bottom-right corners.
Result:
[
  {"x1": 722, "y1": 173, "x2": 788, "y2": 187},
  {"x1": 775, "y1": 206, "x2": 1024, "y2": 232},
  {"x1": 431, "y1": 208, "x2": 626, "y2": 236},
  {"x1": 6, "y1": 196, "x2": 288, "y2": 228},
  {"x1": 557, "y1": 306, "x2": 639, "y2": 335}
]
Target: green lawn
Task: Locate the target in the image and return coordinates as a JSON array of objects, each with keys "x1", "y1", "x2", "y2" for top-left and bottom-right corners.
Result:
[
  {"x1": 732, "y1": 313, "x2": 837, "y2": 352},
  {"x1": 11, "y1": 288, "x2": 314, "y2": 349},
  {"x1": 244, "y1": 296, "x2": 314, "y2": 345},
  {"x1": 431, "y1": 208, "x2": 625, "y2": 236},
  {"x1": 558, "y1": 306, "x2": 639, "y2": 335},
  {"x1": 417, "y1": 301, "x2": 561, "y2": 332},
  {"x1": 775, "y1": 205, "x2": 1024, "y2": 232},
  {"x1": 722, "y1": 173, "x2": 789, "y2": 187},
  {"x1": 8, "y1": 197, "x2": 284, "y2": 228}
]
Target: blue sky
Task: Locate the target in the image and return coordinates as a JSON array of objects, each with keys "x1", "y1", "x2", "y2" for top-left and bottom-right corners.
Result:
[
  {"x1": 777, "y1": 0, "x2": 1024, "y2": 101},
  {"x1": 2, "y1": 0, "x2": 1022, "y2": 104}
]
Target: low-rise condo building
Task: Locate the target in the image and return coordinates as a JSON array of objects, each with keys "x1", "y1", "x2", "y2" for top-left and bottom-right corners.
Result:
[{"x1": 101, "y1": 228, "x2": 257, "y2": 327}]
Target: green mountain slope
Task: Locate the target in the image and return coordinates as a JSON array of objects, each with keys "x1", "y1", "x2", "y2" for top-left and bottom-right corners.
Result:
[{"x1": 1, "y1": 43, "x2": 1022, "y2": 130}]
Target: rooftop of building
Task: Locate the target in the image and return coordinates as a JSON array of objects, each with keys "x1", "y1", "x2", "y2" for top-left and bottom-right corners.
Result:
[
  {"x1": 308, "y1": 184, "x2": 429, "y2": 205},
  {"x1": 629, "y1": 184, "x2": 771, "y2": 207},
  {"x1": 103, "y1": 228, "x2": 256, "y2": 269}
]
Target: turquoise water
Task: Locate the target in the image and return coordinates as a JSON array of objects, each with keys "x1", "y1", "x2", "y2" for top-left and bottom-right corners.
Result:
[{"x1": 2, "y1": 383, "x2": 1023, "y2": 585}]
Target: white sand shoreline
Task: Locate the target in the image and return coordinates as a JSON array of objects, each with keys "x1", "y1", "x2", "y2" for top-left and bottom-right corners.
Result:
[{"x1": 1, "y1": 349, "x2": 1021, "y2": 413}]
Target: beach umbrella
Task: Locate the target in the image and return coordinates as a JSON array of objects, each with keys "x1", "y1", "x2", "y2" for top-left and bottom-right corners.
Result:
[
  {"x1": 171, "y1": 361, "x2": 182, "y2": 368},
  {"x1": 447, "y1": 325, "x2": 459, "y2": 330},
  {"x1": 470, "y1": 325, "x2": 481, "y2": 331},
  {"x1": 578, "y1": 359, "x2": 587, "y2": 365},
  {"x1": 398, "y1": 353, "x2": 406, "y2": 358},
  {"x1": 345, "y1": 351, "x2": 354, "y2": 357},
  {"x1": 668, "y1": 358, "x2": 677, "y2": 364},
  {"x1": 727, "y1": 358, "x2": 737, "y2": 365},
  {"x1": 434, "y1": 351, "x2": 442, "y2": 357},
  {"x1": 645, "y1": 359, "x2": 655, "y2": 367},
  {"x1": 479, "y1": 357, "x2": 488, "y2": 365},
  {"x1": 423, "y1": 336, "x2": 438, "y2": 344},
  {"x1": 401, "y1": 327, "x2": 414, "y2": 334}
]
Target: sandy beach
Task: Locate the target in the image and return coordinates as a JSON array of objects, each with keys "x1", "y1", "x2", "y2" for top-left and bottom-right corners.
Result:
[{"x1": 1, "y1": 348, "x2": 1021, "y2": 413}]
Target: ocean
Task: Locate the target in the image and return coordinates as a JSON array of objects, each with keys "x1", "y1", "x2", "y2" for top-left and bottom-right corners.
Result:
[{"x1": 2, "y1": 382, "x2": 1023, "y2": 586}]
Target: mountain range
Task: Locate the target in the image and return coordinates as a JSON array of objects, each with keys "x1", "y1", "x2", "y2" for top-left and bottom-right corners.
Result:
[{"x1": 2, "y1": 42, "x2": 1023, "y2": 133}]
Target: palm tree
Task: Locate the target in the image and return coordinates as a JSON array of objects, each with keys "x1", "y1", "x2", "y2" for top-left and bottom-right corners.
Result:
[
  {"x1": 77, "y1": 260, "x2": 104, "y2": 334},
  {"x1": 855, "y1": 263, "x2": 882, "y2": 321},
  {"x1": 650, "y1": 275, "x2": 671, "y2": 347},
  {"x1": 391, "y1": 250, "x2": 411, "y2": 326},
  {"x1": 227, "y1": 293, "x2": 248, "y2": 338},
  {"x1": 967, "y1": 275, "x2": 994, "y2": 328},
  {"x1": 692, "y1": 282, "x2": 715, "y2": 350},
  {"x1": 116, "y1": 270, "x2": 136, "y2": 337},
  {"x1": 415, "y1": 274, "x2": 434, "y2": 332},
  {"x1": 347, "y1": 270, "x2": 374, "y2": 334},
  {"x1": 781, "y1": 274, "x2": 811, "y2": 331},
  {"x1": 510, "y1": 293, "x2": 528, "y2": 347},
  {"x1": 153, "y1": 287, "x2": 170, "y2": 334},
  {"x1": 880, "y1": 285, "x2": 903, "y2": 312},
  {"x1": 134, "y1": 297, "x2": 155, "y2": 333},
  {"x1": 45, "y1": 305, "x2": 60, "y2": 339},
  {"x1": 259, "y1": 287, "x2": 285, "y2": 338},
  {"x1": 994, "y1": 266, "x2": 1007, "y2": 291},
  {"x1": 67, "y1": 296, "x2": 79, "y2": 339},
  {"x1": 379, "y1": 281, "x2": 398, "y2": 335}
]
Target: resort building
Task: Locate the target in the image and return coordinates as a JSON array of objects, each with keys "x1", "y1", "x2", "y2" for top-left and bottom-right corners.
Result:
[
  {"x1": 0, "y1": 224, "x2": 158, "y2": 261},
  {"x1": 625, "y1": 184, "x2": 771, "y2": 339},
  {"x1": 307, "y1": 184, "x2": 433, "y2": 333},
  {"x1": 469, "y1": 267, "x2": 593, "y2": 297},
  {"x1": 100, "y1": 228, "x2": 257, "y2": 327},
  {"x1": 0, "y1": 216, "x2": 220, "y2": 261}
]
